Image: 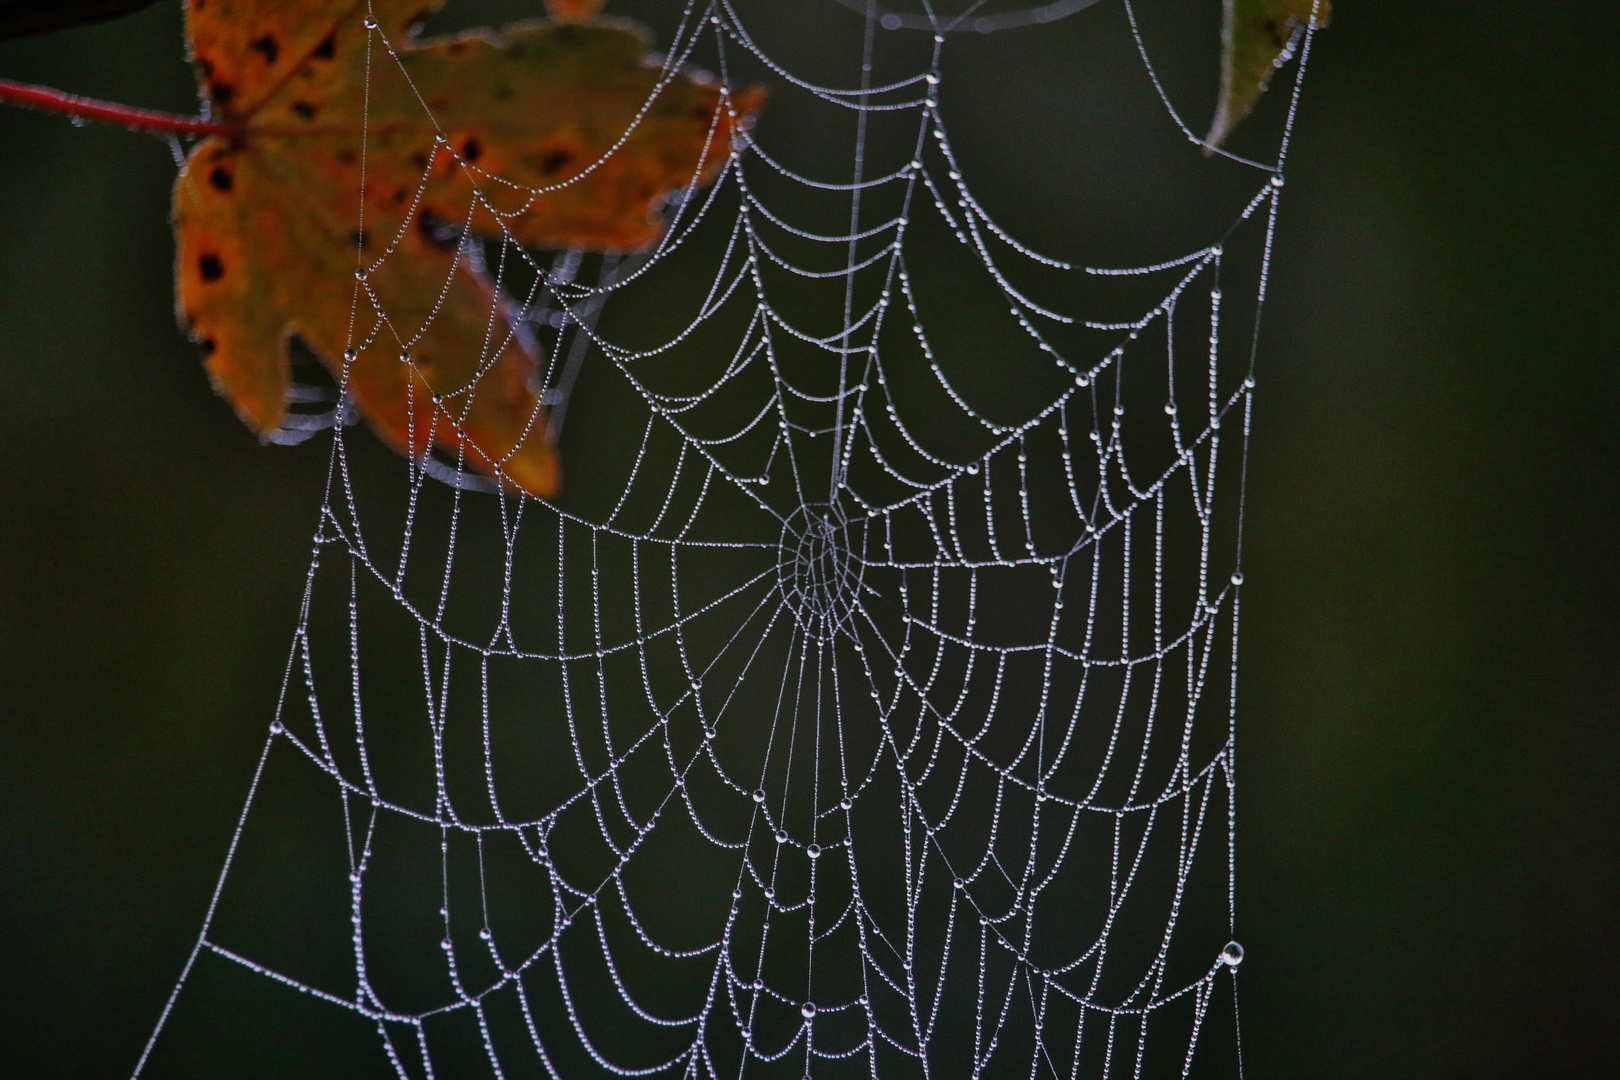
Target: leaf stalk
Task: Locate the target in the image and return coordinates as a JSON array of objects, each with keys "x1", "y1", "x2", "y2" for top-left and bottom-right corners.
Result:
[{"x1": 0, "y1": 76, "x2": 237, "y2": 138}]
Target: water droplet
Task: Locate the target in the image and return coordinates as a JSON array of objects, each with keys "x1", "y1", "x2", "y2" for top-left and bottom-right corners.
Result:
[
  {"x1": 764, "y1": 887, "x2": 775, "y2": 900},
  {"x1": 479, "y1": 927, "x2": 491, "y2": 941},
  {"x1": 1221, "y1": 940, "x2": 1245, "y2": 966},
  {"x1": 269, "y1": 720, "x2": 284, "y2": 734},
  {"x1": 966, "y1": 463, "x2": 979, "y2": 475},
  {"x1": 775, "y1": 830, "x2": 788, "y2": 844},
  {"x1": 363, "y1": 17, "x2": 378, "y2": 30},
  {"x1": 342, "y1": 348, "x2": 357, "y2": 362},
  {"x1": 440, "y1": 938, "x2": 452, "y2": 951},
  {"x1": 1231, "y1": 573, "x2": 1244, "y2": 586},
  {"x1": 801, "y1": 1002, "x2": 817, "y2": 1019},
  {"x1": 953, "y1": 877, "x2": 964, "y2": 889},
  {"x1": 1164, "y1": 402, "x2": 1177, "y2": 415},
  {"x1": 731, "y1": 888, "x2": 742, "y2": 899},
  {"x1": 752, "y1": 789, "x2": 765, "y2": 803},
  {"x1": 348, "y1": 871, "x2": 360, "y2": 884},
  {"x1": 807, "y1": 844, "x2": 822, "y2": 859},
  {"x1": 839, "y1": 796, "x2": 852, "y2": 811},
  {"x1": 1270, "y1": 174, "x2": 1285, "y2": 187}
]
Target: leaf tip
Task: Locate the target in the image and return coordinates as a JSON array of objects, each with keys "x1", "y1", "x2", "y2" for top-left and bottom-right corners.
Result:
[{"x1": 1204, "y1": 0, "x2": 1330, "y2": 149}]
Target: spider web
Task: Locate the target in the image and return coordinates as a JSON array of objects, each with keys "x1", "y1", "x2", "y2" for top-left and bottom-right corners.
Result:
[{"x1": 134, "y1": 2, "x2": 1316, "y2": 1077}]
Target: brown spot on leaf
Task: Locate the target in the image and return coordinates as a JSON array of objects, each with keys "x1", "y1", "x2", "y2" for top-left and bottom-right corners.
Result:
[
  {"x1": 198, "y1": 337, "x2": 217, "y2": 355},
  {"x1": 541, "y1": 149, "x2": 572, "y2": 176},
  {"x1": 199, "y1": 254, "x2": 225, "y2": 281},
  {"x1": 313, "y1": 34, "x2": 336, "y2": 60},
  {"x1": 250, "y1": 34, "x2": 278, "y2": 65},
  {"x1": 291, "y1": 101, "x2": 318, "y2": 120},
  {"x1": 209, "y1": 166, "x2": 233, "y2": 192},
  {"x1": 418, "y1": 211, "x2": 458, "y2": 251},
  {"x1": 349, "y1": 228, "x2": 371, "y2": 250},
  {"x1": 210, "y1": 81, "x2": 233, "y2": 105},
  {"x1": 462, "y1": 139, "x2": 481, "y2": 163}
]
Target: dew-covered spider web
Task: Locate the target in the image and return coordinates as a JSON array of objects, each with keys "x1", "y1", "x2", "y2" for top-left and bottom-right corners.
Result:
[{"x1": 135, "y1": 2, "x2": 1317, "y2": 1077}]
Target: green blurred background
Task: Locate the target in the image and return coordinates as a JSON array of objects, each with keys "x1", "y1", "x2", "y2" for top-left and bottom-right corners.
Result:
[{"x1": 1, "y1": 1, "x2": 1615, "y2": 1076}]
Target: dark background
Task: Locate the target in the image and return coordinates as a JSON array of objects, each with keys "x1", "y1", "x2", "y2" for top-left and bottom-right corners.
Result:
[{"x1": 1, "y1": 1, "x2": 1616, "y2": 1076}]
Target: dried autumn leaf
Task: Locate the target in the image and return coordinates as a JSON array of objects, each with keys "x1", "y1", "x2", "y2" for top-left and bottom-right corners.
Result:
[
  {"x1": 174, "y1": 0, "x2": 762, "y2": 496},
  {"x1": 1205, "y1": 0, "x2": 1330, "y2": 149}
]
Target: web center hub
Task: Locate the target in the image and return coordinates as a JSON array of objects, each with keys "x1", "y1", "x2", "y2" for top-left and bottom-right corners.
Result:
[{"x1": 777, "y1": 503, "x2": 863, "y2": 640}]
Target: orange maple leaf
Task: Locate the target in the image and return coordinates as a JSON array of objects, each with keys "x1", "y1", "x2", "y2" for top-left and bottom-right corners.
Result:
[{"x1": 173, "y1": 0, "x2": 762, "y2": 496}]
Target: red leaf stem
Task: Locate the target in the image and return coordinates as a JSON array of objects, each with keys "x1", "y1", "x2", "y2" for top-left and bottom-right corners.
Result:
[{"x1": 0, "y1": 76, "x2": 237, "y2": 137}]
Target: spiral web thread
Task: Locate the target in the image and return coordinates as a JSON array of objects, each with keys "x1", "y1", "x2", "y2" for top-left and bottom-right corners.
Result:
[{"x1": 135, "y1": 2, "x2": 1316, "y2": 1077}]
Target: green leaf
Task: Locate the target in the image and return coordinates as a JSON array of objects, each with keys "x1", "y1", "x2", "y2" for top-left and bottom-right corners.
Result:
[{"x1": 1206, "y1": 0, "x2": 1331, "y2": 149}]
